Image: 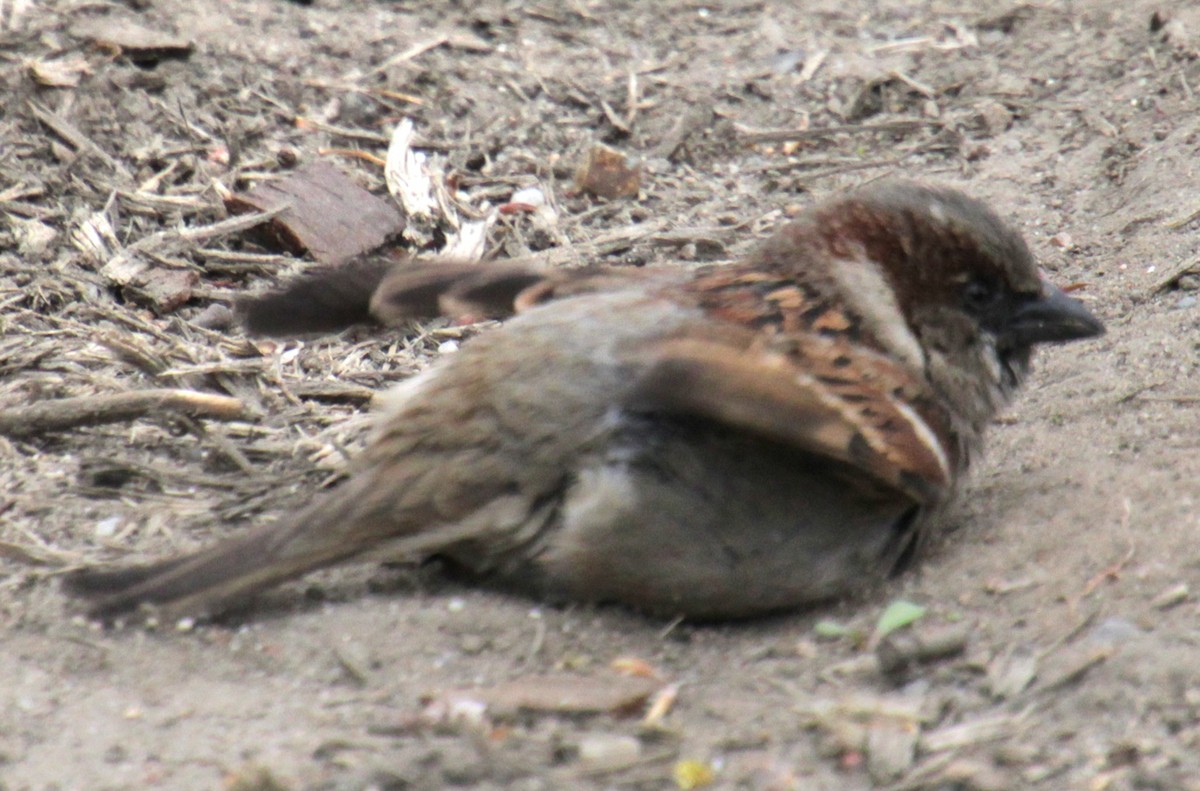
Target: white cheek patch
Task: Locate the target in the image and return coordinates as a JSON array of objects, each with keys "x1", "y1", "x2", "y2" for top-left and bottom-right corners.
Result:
[
  {"x1": 980, "y1": 333, "x2": 1004, "y2": 386},
  {"x1": 833, "y1": 248, "x2": 926, "y2": 372}
]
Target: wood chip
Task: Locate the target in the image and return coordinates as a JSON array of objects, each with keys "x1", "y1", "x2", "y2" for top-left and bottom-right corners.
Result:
[
  {"x1": 866, "y1": 714, "x2": 920, "y2": 782},
  {"x1": 100, "y1": 252, "x2": 199, "y2": 313},
  {"x1": 1035, "y1": 646, "x2": 1112, "y2": 694},
  {"x1": 987, "y1": 649, "x2": 1039, "y2": 700},
  {"x1": 801, "y1": 694, "x2": 923, "y2": 783},
  {"x1": 71, "y1": 18, "x2": 193, "y2": 63},
  {"x1": 28, "y1": 55, "x2": 91, "y2": 88},
  {"x1": 876, "y1": 622, "x2": 971, "y2": 677},
  {"x1": 225, "y1": 160, "x2": 405, "y2": 265},
  {"x1": 384, "y1": 118, "x2": 437, "y2": 223},
  {"x1": 138, "y1": 266, "x2": 200, "y2": 312},
  {"x1": 920, "y1": 713, "x2": 1019, "y2": 753},
  {"x1": 577, "y1": 733, "x2": 642, "y2": 769},
  {"x1": 1151, "y1": 582, "x2": 1190, "y2": 610},
  {"x1": 574, "y1": 144, "x2": 642, "y2": 200},
  {"x1": 641, "y1": 683, "x2": 679, "y2": 727},
  {"x1": 428, "y1": 673, "x2": 660, "y2": 718}
]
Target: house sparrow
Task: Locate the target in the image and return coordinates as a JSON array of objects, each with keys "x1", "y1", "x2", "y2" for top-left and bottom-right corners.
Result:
[{"x1": 66, "y1": 182, "x2": 1105, "y2": 621}]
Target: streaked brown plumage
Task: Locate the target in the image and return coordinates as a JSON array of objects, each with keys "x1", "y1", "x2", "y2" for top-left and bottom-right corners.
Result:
[{"x1": 65, "y1": 182, "x2": 1105, "y2": 621}]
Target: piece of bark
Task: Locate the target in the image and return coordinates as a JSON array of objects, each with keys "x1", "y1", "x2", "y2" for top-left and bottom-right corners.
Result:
[
  {"x1": 427, "y1": 673, "x2": 660, "y2": 718},
  {"x1": 876, "y1": 622, "x2": 971, "y2": 677},
  {"x1": 29, "y1": 56, "x2": 91, "y2": 88},
  {"x1": 72, "y1": 18, "x2": 193, "y2": 63},
  {"x1": 100, "y1": 252, "x2": 199, "y2": 313},
  {"x1": 225, "y1": 161, "x2": 406, "y2": 265},
  {"x1": 140, "y1": 268, "x2": 200, "y2": 312},
  {"x1": 574, "y1": 144, "x2": 642, "y2": 200}
]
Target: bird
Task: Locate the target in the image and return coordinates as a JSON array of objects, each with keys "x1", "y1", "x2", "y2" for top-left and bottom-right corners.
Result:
[{"x1": 64, "y1": 181, "x2": 1105, "y2": 622}]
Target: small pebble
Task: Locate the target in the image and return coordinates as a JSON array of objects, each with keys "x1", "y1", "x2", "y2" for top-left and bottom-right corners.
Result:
[
  {"x1": 578, "y1": 733, "x2": 641, "y2": 768},
  {"x1": 1086, "y1": 617, "x2": 1143, "y2": 647},
  {"x1": 510, "y1": 186, "x2": 545, "y2": 207},
  {"x1": 459, "y1": 634, "x2": 489, "y2": 655},
  {"x1": 94, "y1": 516, "x2": 121, "y2": 538},
  {"x1": 974, "y1": 99, "x2": 1012, "y2": 137}
]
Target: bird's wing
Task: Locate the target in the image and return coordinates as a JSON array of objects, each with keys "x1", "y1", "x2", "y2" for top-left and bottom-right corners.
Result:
[
  {"x1": 371, "y1": 262, "x2": 664, "y2": 324},
  {"x1": 624, "y1": 333, "x2": 952, "y2": 504},
  {"x1": 619, "y1": 262, "x2": 958, "y2": 505}
]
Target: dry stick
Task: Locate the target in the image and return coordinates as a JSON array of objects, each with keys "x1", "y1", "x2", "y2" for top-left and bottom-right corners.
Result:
[
  {"x1": 351, "y1": 35, "x2": 448, "y2": 81},
  {"x1": 91, "y1": 333, "x2": 260, "y2": 474},
  {"x1": 128, "y1": 205, "x2": 290, "y2": 254},
  {"x1": 534, "y1": 219, "x2": 669, "y2": 268},
  {"x1": 293, "y1": 117, "x2": 392, "y2": 144},
  {"x1": 1141, "y1": 394, "x2": 1200, "y2": 403},
  {"x1": 1164, "y1": 206, "x2": 1200, "y2": 230},
  {"x1": 0, "y1": 540, "x2": 80, "y2": 568},
  {"x1": 175, "y1": 414, "x2": 259, "y2": 477},
  {"x1": 741, "y1": 119, "x2": 941, "y2": 144},
  {"x1": 759, "y1": 157, "x2": 908, "y2": 181},
  {"x1": 27, "y1": 100, "x2": 133, "y2": 181},
  {"x1": 0, "y1": 390, "x2": 244, "y2": 439},
  {"x1": 1148, "y1": 253, "x2": 1200, "y2": 293}
]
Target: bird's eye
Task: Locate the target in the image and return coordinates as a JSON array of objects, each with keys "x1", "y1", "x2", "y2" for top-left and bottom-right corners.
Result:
[{"x1": 962, "y1": 279, "x2": 1000, "y2": 314}]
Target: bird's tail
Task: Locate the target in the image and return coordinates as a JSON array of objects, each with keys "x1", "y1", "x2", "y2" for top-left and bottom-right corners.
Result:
[
  {"x1": 236, "y1": 255, "x2": 548, "y2": 336},
  {"x1": 64, "y1": 474, "x2": 397, "y2": 621},
  {"x1": 236, "y1": 254, "x2": 397, "y2": 336}
]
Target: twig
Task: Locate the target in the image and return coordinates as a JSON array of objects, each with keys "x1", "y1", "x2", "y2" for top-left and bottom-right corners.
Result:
[
  {"x1": 1164, "y1": 206, "x2": 1200, "y2": 230},
  {"x1": 1147, "y1": 254, "x2": 1200, "y2": 293},
  {"x1": 180, "y1": 416, "x2": 260, "y2": 476},
  {"x1": 352, "y1": 36, "x2": 448, "y2": 80},
  {"x1": 293, "y1": 117, "x2": 391, "y2": 144},
  {"x1": 317, "y1": 148, "x2": 388, "y2": 166},
  {"x1": 1140, "y1": 394, "x2": 1200, "y2": 403},
  {"x1": 131, "y1": 206, "x2": 289, "y2": 252},
  {"x1": 889, "y1": 69, "x2": 936, "y2": 97},
  {"x1": 0, "y1": 540, "x2": 81, "y2": 568},
  {"x1": 1114, "y1": 380, "x2": 1164, "y2": 404},
  {"x1": 27, "y1": 101, "x2": 132, "y2": 181},
  {"x1": 741, "y1": 119, "x2": 940, "y2": 144},
  {"x1": 0, "y1": 389, "x2": 245, "y2": 439},
  {"x1": 752, "y1": 157, "x2": 906, "y2": 180}
]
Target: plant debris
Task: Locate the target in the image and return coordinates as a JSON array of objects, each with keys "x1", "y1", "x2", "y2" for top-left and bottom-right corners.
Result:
[
  {"x1": 425, "y1": 673, "x2": 662, "y2": 719},
  {"x1": 225, "y1": 160, "x2": 406, "y2": 265}
]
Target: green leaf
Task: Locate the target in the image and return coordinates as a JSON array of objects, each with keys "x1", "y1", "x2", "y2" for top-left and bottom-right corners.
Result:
[
  {"x1": 875, "y1": 600, "x2": 926, "y2": 639},
  {"x1": 813, "y1": 619, "x2": 851, "y2": 639}
]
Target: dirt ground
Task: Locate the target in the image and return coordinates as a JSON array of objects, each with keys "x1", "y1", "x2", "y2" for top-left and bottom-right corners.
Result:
[{"x1": 3, "y1": 0, "x2": 1200, "y2": 788}]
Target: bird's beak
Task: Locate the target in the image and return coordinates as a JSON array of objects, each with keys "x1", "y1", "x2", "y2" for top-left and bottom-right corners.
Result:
[{"x1": 1004, "y1": 283, "x2": 1106, "y2": 347}]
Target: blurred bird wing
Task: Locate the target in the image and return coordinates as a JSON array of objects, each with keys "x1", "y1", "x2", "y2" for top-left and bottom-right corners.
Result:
[
  {"x1": 371, "y1": 262, "x2": 669, "y2": 324},
  {"x1": 624, "y1": 335, "x2": 953, "y2": 504},
  {"x1": 370, "y1": 261, "x2": 547, "y2": 323}
]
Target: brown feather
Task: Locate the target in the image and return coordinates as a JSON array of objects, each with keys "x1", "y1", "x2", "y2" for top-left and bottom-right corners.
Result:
[
  {"x1": 65, "y1": 472, "x2": 413, "y2": 619},
  {"x1": 625, "y1": 337, "x2": 951, "y2": 503},
  {"x1": 237, "y1": 255, "x2": 397, "y2": 336},
  {"x1": 370, "y1": 261, "x2": 545, "y2": 324}
]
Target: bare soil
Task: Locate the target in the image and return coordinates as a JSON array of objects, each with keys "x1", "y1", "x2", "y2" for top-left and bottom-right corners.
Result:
[{"x1": 2, "y1": 1, "x2": 1199, "y2": 789}]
